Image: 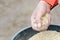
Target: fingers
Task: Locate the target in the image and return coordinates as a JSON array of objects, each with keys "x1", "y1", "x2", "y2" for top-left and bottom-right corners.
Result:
[
  {"x1": 31, "y1": 17, "x2": 41, "y2": 31},
  {"x1": 31, "y1": 10, "x2": 42, "y2": 31},
  {"x1": 31, "y1": 13, "x2": 51, "y2": 31},
  {"x1": 31, "y1": 12, "x2": 42, "y2": 31}
]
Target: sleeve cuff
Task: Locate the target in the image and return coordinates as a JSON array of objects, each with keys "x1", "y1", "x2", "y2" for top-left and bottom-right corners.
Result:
[{"x1": 44, "y1": 0, "x2": 58, "y2": 9}]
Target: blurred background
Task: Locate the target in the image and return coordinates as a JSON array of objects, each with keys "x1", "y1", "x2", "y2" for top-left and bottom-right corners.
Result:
[{"x1": 0, "y1": 0, "x2": 60, "y2": 40}]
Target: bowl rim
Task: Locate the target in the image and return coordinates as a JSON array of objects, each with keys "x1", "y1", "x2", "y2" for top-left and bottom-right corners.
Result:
[{"x1": 11, "y1": 24, "x2": 60, "y2": 40}]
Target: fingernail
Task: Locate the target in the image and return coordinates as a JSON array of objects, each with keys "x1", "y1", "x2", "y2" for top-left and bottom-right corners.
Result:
[{"x1": 37, "y1": 23, "x2": 41, "y2": 28}]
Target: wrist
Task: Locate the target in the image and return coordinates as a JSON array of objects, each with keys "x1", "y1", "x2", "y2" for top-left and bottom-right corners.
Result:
[
  {"x1": 44, "y1": 0, "x2": 58, "y2": 9},
  {"x1": 38, "y1": 1, "x2": 50, "y2": 13},
  {"x1": 40, "y1": 1, "x2": 50, "y2": 9}
]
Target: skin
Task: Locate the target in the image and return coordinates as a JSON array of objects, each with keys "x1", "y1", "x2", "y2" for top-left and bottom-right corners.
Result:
[
  {"x1": 31, "y1": 0, "x2": 51, "y2": 31},
  {"x1": 59, "y1": 0, "x2": 60, "y2": 4},
  {"x1": 31, "y1": 0, "x2": 60, "y2": 31}
]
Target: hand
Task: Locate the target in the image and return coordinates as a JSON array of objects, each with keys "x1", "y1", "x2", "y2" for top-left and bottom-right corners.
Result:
[{"x1": 31, "y1": 1, "x2": 51, "y2": 31}]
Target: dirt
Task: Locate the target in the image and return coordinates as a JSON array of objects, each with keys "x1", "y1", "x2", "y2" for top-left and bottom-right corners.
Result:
[{"x1": 0, "y1": 0, "x2": 60, "y2": 40}]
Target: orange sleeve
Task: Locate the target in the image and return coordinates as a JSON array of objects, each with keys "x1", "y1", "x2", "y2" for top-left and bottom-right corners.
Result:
[{"x1": 44, "y1": 0, "x2": 58, "y2": 9}]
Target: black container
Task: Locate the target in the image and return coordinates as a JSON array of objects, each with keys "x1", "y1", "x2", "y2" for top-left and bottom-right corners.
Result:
[{"x1": 11, "y1": 24, "x2": 60, "y2": 40}]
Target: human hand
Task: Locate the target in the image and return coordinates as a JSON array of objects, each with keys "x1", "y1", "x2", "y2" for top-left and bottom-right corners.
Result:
[{"x1": 31, "y1": 1, "x2": 51, "y2": 31}]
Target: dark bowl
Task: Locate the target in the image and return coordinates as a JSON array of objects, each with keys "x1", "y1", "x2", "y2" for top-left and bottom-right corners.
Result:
[{"x1": 11, "y1": 24, "x2": 60, "y2": 40}]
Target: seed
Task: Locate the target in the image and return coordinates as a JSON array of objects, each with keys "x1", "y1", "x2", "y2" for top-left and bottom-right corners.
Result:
[
  {"x1": 41, "y1": 13, "x2": 49, "y2": 26},
  {"x1": 34, "y1": 23, "x2": 38, "y2": 27}
]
